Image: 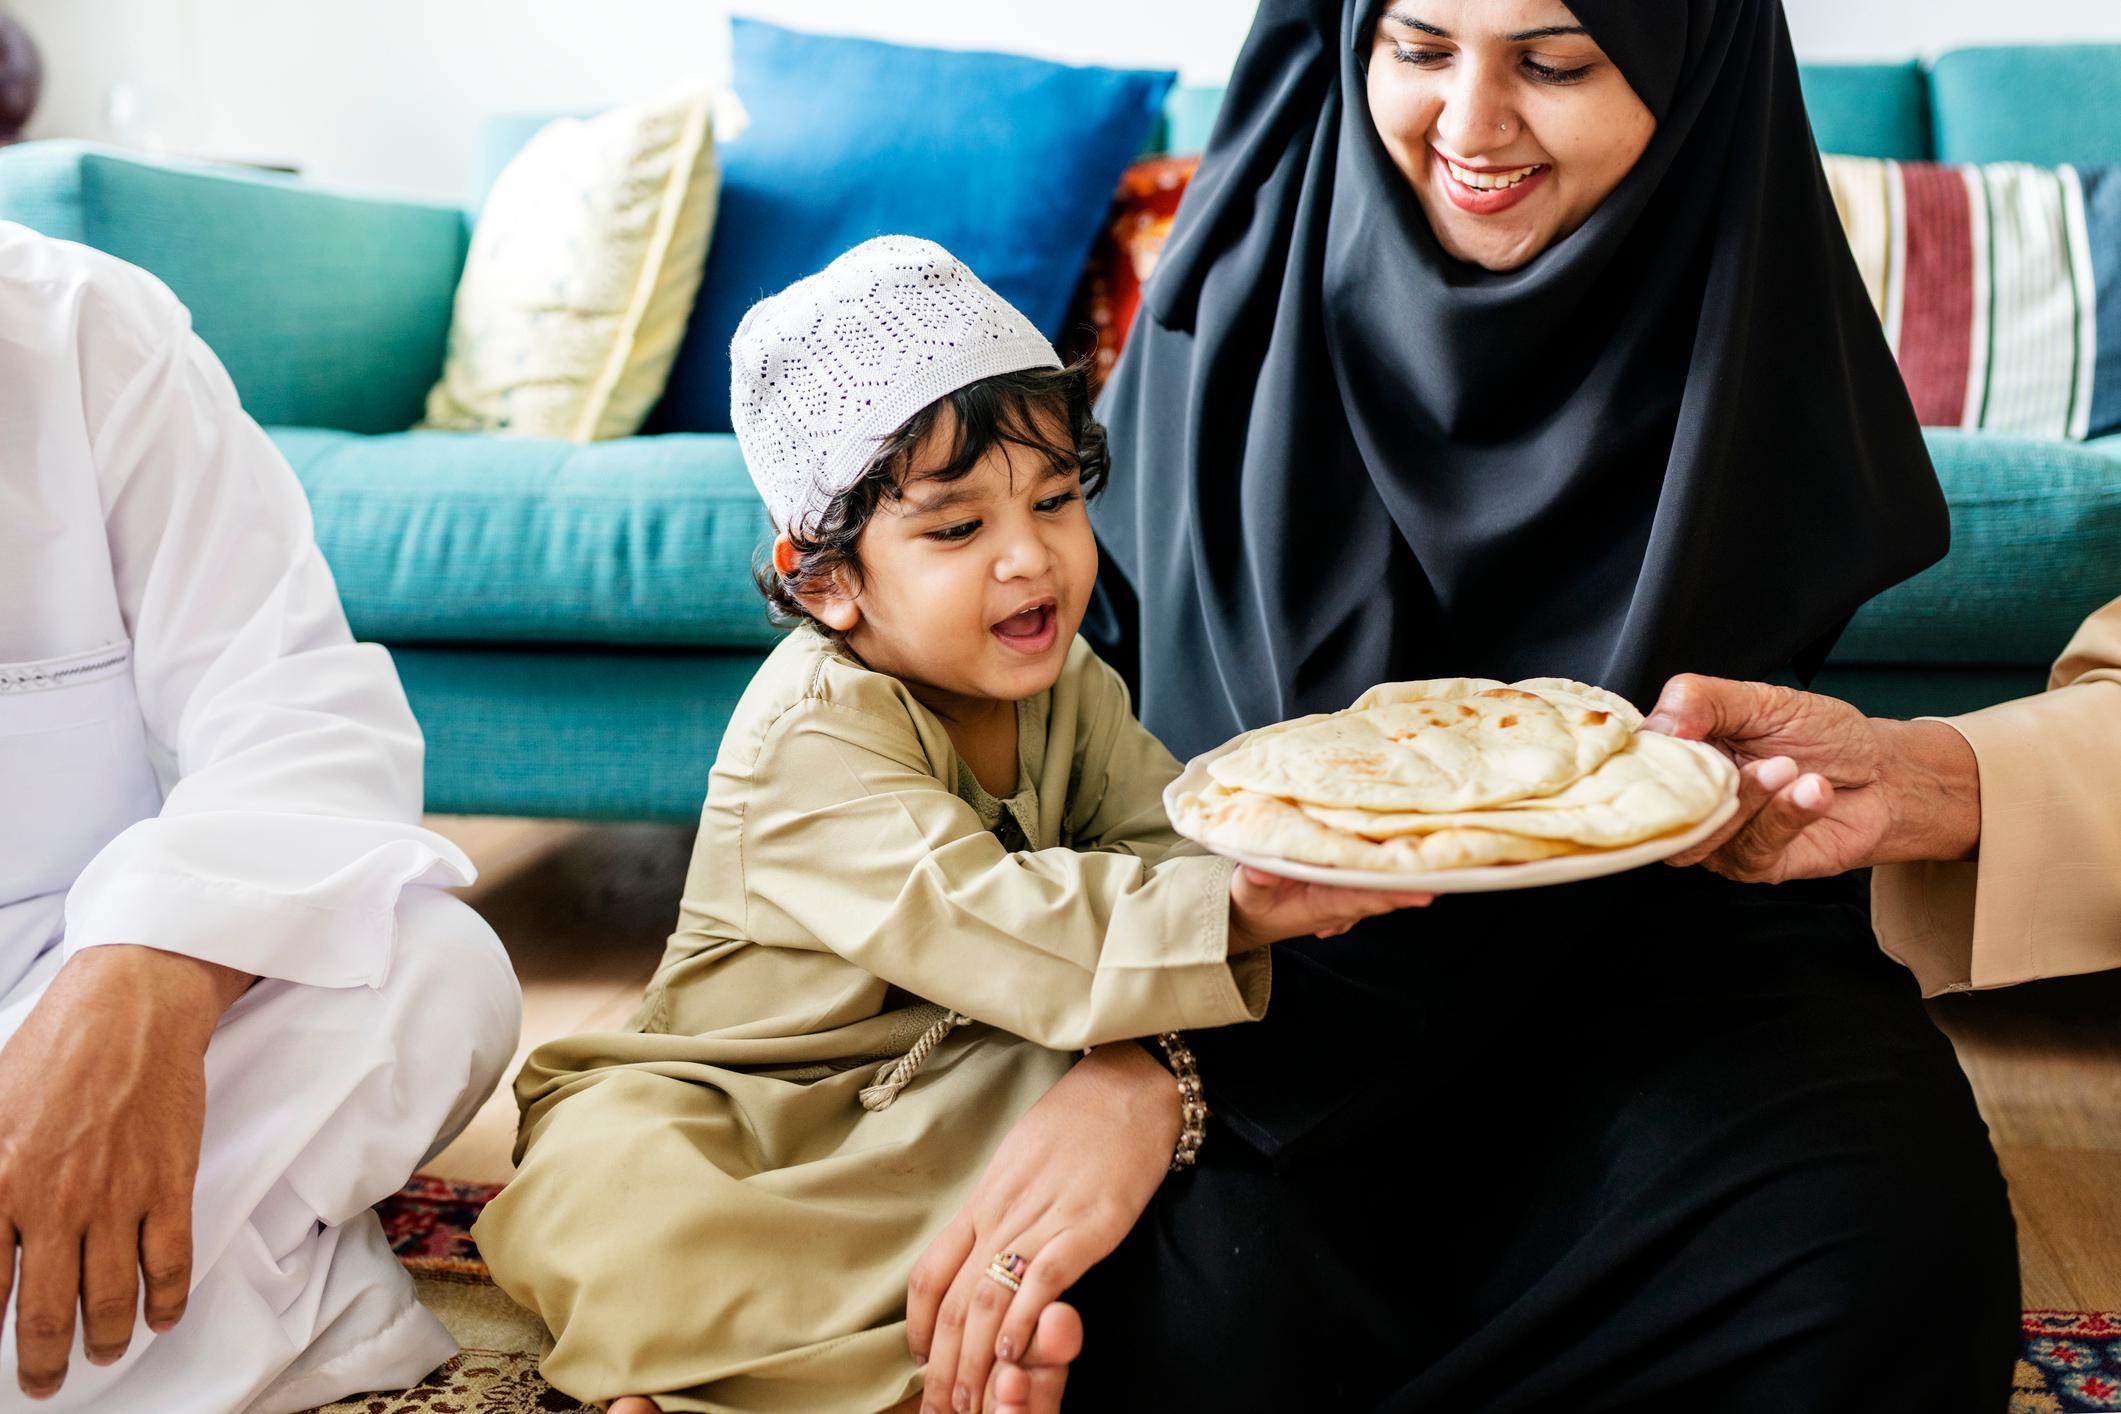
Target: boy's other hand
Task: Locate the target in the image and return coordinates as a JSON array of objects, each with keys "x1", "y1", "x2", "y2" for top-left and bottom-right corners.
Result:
[{"x1": 1226, "y1": 865, "x2": 1432, "y2": 953}]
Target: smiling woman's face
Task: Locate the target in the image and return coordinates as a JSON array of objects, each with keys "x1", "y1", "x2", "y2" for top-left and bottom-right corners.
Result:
[{"x1": 1365, "y1": 0, "x2": 1655, "y2": 271}]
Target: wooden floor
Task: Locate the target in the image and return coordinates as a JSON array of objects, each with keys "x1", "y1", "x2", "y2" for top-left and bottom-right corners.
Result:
[{"x1": 424, "y1": 815, "x2": 2121, "y2": 1312}]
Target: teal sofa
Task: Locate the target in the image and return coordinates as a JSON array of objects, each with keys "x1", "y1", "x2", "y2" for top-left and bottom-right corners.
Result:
[{"x1": 3, "y1": 45, "x2": 2117, "y2": 822}]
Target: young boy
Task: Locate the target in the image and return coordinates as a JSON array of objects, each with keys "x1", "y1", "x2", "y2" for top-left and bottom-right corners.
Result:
[{"x1": 474, "y1": 237, "x2": 1425, "y2": 1414}]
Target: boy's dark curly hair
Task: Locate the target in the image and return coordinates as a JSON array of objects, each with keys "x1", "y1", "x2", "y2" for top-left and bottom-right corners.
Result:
[{"x1": 754, "y1": 358, "x2": 1109, "y2": 633}]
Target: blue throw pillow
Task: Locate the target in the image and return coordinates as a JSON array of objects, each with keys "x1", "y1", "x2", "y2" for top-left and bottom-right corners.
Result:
[{"x1": 644, "y1": 20, "x2": 1174, "y2": 434}]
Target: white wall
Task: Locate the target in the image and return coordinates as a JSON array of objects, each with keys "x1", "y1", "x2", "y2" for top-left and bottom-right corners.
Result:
[
  {"x1": 7, "y1": 0, "x2": 2121, "y2": 203},
  {"x1": 1782, "y1": 0, "x2": 2121, "y2": 60},
  {"x1": 5, "y1": 0, "x2": 1258, "y2": 202}
]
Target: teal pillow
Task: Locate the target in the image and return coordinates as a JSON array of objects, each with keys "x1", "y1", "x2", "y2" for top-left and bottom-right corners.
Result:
[
  {"x1": 1796, "y1": 61, "x2": 1932, "y2": 161},
  {"x1": 1158, "y1": 86, "x2": 1228, "y2": 156},
  {"x1": 1931, "y1": 46, "x2": 2121, "y2": 166},
  {"x1": 0, "y1": 143, "x2": 466, "y2": 434},
  {"x1": 645, "y1": 20, "x2": 1174, "y2": 434}
]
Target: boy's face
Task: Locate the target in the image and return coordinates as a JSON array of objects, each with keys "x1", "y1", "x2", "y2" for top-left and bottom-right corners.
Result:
[{"x1": 800, "y1": 406, "x2": 1097, "y2": 710}]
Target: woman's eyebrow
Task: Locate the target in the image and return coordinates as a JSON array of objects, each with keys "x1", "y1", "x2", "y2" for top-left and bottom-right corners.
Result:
[
  {"x1": 1382, "y1": 10, "x2": 1448, "y2": 38},
  {"x1": 1381, "y1": 14, "x2": 1589, "y2": 43}
]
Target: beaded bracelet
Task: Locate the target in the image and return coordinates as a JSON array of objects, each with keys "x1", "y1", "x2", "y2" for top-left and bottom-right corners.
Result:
[{"x1": 1154, "y1": 1031, "x2": 1208, "y2": 1171}]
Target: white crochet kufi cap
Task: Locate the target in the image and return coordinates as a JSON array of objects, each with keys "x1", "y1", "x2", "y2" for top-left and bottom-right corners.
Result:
[{"x1": 730, "y1": 235, "x2": 1063, "y2": 537}]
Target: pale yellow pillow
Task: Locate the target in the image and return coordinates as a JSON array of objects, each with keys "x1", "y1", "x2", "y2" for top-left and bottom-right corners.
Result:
[{"x1": 420, "y1": 87, "x2": 719, "y2": 441}]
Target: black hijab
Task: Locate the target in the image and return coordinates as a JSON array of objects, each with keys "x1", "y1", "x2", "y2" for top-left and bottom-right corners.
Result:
[{"x1": 1091, "y1": 0, "x2": 1946, "y2": 761}]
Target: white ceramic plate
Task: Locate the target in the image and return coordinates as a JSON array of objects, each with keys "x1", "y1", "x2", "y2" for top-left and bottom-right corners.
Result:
[{"x1": 1163, "y1": 739, "x2": 1742, "y2": 895}]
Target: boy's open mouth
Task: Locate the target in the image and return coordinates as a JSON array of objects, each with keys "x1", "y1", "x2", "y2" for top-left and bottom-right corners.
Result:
[{"x1": 991, "y1": 599, "x2": 1058, "y2": 654}]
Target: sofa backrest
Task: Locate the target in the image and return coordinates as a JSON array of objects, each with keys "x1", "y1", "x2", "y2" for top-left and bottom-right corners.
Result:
[{"x1": 0, "y1": 142, "x2": 468, "y2": 434}]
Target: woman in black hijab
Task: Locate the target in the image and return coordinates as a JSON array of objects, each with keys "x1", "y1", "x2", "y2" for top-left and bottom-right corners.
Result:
[{"x1": 910, "y1": 1, "x2": 2020, "y2": 1410}]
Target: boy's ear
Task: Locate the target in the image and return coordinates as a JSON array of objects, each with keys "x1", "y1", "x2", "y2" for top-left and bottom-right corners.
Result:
[{"x1": 773, "y1": 532, "x2": 861, "y2": 632}]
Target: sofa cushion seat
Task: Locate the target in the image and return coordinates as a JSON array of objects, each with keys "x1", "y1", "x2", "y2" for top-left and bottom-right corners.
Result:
[
  {"x1": 271, "y1": 427, "x2": 779, "y2": 649},
  {"x1": 1831, "y1": 429, "x2": 2121, "y2": 667}
]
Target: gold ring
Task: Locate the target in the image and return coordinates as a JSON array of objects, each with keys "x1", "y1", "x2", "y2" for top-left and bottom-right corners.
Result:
[{"x1": 983, "y1": 1262, "x2": 1022, "y2": 1294}]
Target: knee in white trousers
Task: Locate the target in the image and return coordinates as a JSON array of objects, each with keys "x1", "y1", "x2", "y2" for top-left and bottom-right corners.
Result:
[{"x1": 0, "y1": 887, "x2": 521, "y2": 1414}]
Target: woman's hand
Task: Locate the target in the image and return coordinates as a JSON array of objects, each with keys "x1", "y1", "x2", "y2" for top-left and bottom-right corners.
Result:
[
  {"x1": 1648, "y1": 673, "x2": 1982, "y2": 882},
  {"x1": 0, "y1": 945, "x2": 250, "y2": 1398},
  {"x1": 1227, "y1": 866, "x2": 1432, "y2": 952},
  {"x1": 906, "y1": 1041, "x2": 1175, "y2": 1414}
]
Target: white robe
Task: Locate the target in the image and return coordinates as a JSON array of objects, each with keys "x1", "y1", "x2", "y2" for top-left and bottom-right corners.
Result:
[{"x1": 0, "y1": 222, "x2": 521, "y2": 1411}]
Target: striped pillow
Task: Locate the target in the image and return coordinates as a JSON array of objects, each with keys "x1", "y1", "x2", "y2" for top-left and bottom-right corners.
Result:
[{"x1": 1823, "y1": 156, "x2": 2121, "y2": 439}]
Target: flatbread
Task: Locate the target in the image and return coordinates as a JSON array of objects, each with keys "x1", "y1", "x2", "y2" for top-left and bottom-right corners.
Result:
[
  {"x1": 1172, "y1": 783, "x2": 1584, "y2": 871},
  {"x1": 1205, "y1": 677, "x2": 1636, "y2": 812},
  {"x1": 1353, "y1": 675, "x2": 1645, "y2": 732},
  {"x1": 1299, "y1": 732, "x2": 1735, "y2": 849}
]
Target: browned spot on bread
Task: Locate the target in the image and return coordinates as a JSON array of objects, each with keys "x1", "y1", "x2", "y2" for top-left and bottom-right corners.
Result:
[
  {"x1": 1458, "y1": 704, "x2": 1479, "y2": 717},
  {"x1": 1483, "y1": 688, "x2": 1542, "y2": 701},
  {"x1": 1497, "y1": 714, "x2": 1519, "y2": 729},
  {"x1": 1581, "y1": 710, "x2": 1610, "y2": 727}
]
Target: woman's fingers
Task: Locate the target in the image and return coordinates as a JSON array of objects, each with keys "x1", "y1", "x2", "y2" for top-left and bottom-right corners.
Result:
[
  {"x1": 79, "y1": 1218, "x2": 140, "y2": 1367},
  {"x1": 14, "y1": 1227, "x2": 80, "y2": 1399},
  {"x1": 138, "y1": 1197, "x2": 191, "y2": 1335},
  {"x1": 948, "y1": 1231, "x2": 1049, "y2": 1413},
  {"x1": 907, "y1": 1216, "x2": 975, "y2": 1364},
  {"x1": 1705, "y1": 774, "x2": 1832, "y2": 884}
]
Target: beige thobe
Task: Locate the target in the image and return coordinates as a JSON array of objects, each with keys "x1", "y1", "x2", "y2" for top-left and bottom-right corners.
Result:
[
  {"x1": 475, "y1": 625, "x2": 1268, "y2": 1413},
  {"x1": 1875, "y1": 596, "x2": 2121, "y2": 994}
]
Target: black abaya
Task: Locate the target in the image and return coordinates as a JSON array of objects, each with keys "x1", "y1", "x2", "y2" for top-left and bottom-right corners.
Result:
[
  {"x1": 1066, "y1": 874, "x2": 2018, "y2": 1413},
  {"x1": 1073, "y1": 0, "x2": 2017, "y2": 1406}
]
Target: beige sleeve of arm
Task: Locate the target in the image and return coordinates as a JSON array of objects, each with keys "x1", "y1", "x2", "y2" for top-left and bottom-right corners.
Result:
[
  {"x1": 1874, "y1": 597, "x2": 2121, "y2": 994},
  {"x1": 741, "y1": 699, "x2": 1266, "y2": 1050},
  {"x1": 1062, "y1": 649, "x2": 1193, "y2": 859}
]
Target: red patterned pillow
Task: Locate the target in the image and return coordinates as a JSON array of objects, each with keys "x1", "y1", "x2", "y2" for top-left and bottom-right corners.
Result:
[
  {"x1": 1824, "y1": 154, "x2": 2121, "y2": 438},
  {"x1": 1062, "y1": 155, "x2": 1199, "y2": 397}
]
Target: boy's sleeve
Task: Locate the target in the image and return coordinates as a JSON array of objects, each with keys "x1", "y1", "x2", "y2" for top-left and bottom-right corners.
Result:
[
  {"x1": 1063, "y1": 650, "x2": 1201, "y2": 860},
  {"x1": 740, "y1": 698, "x2": 1266, "y2": 1051}
]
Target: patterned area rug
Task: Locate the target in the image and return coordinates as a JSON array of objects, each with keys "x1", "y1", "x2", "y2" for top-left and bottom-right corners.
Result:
[
  {"x1": 313, "y1": 1174, "x2": 2119, "y2": 1413},
  {"x1": 308, "y1": 1176, "x2": 586, "y2": 1413},
  {"x1": 2019, "y1": 1313, "x2": 2121, "y2": 1412}
]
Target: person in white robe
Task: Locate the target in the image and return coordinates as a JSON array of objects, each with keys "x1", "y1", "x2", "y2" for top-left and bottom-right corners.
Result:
[{"x1": 0, "y1": 221, "x2": 521, "y2": 1411}]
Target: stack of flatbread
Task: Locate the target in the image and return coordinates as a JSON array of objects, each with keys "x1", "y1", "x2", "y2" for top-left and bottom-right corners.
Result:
[{"x1": 1170, "y1": 677, "x2": 1737, "y2": 875}]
